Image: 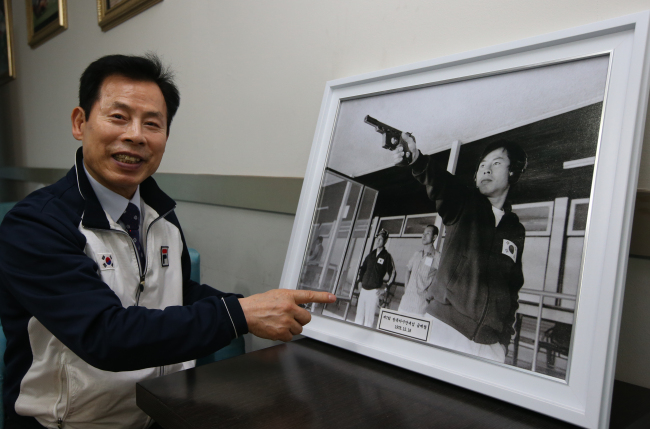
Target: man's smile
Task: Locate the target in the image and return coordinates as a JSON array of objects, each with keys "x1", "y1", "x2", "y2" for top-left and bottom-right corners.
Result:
[{"x1": 112, "y1": 153, "x2": 143, "y2": 164}]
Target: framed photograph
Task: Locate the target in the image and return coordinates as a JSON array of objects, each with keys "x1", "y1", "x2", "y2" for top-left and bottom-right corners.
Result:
[
  {"x1": 280, "y1": 11, "x2": 650, "y2": 429},
  {"x1": 0, "y1": 0, "x2": 15, "y2": 84},
  {"x1": 26, "y1": 0, "x2": 67, "y2": 48},
  {"x1": 96, "y1": 0, "x2": 162, "y2": 32}
]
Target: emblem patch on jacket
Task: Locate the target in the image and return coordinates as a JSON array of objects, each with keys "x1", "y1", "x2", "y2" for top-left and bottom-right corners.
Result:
[
  {"x1": 377, "y1": 258, "x2": 384, "y2": 265},
  {"x1": 97, "y1": 253, "x2": 115, "y2": 270},
  {"x1": 161, "y1": 246, "x2": 169, "y2": 267},
  {"x1": 502, "y1": 239, "x2": 517, "y2": 263}
]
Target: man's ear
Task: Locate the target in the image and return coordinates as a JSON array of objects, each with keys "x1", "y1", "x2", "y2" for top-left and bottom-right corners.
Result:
[{"x1": 71, "y1": 107, "x2": 86, "y2": 141}]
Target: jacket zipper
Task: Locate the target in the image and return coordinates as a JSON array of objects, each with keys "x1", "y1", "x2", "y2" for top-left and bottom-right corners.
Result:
[
  {"x1": 135, "y1": 208, "x2": 174, "y2": 305},
  {"x1": 87, "y1": 208, "x2": 175, "y2": 395},
  {"x1": 88, "y1": 208, "x2": 174, "y2": 307},
  {"x1": 472, "y1": 218, "x2": 506, "y2": 341},
  {"x1": 55, "y1": 363, "x2": 72, "y2": 428}
]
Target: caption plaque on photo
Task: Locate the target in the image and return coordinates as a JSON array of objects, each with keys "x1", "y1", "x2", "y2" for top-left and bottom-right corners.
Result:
[{"x1": 377, "y1": 309, "x2": 430, "y2": 342}]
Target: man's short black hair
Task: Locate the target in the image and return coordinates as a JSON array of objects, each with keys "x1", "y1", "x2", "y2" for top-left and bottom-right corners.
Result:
[
  {"x1": 78, "y1": 53, "x2": 180, "y2": 133},
  {"x1": 425, "y1": 224, "x2": 439, "y2": 237},
  {"x1": 476, "y1": 139, "x2": 528, "y2": 184}
]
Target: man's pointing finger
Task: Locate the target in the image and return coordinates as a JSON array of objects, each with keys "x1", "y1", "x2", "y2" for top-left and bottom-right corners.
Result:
[{"x1": 291, "y1": 290, "x2": 336, "y2": 305}]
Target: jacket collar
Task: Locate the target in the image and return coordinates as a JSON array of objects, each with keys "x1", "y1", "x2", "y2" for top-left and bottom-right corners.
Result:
[
  {"x1": 474, "y1": 187, "x2": 513, "y2": 213},
  {"x1": 73, "y1": 147, "x2": 176, "y2": 230}
]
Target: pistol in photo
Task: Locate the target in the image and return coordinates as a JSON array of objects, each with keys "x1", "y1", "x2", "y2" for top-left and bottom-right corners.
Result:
[{"x1": 364, "y1": 115, "x2": 413, "y2": 166}]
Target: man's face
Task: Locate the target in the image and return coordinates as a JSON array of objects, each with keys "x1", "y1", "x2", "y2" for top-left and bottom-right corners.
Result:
[
  {"x1": 72, "y1": 75, "x2": 168, "y2": 199},
  {"x1": 375, "y1": 234, "x2": 386, "y2": 249},
  {"x1": 421, "y1": 226, "x2": 437, "y2": 246},
  {"x1": 475, "y1": 148, "x2": 511, "y2": 198}
]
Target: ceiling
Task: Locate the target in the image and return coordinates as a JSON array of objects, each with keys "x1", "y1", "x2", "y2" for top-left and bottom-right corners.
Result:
[{"x1": 327, "y1": 55, "x2": 609, "y2": 178}]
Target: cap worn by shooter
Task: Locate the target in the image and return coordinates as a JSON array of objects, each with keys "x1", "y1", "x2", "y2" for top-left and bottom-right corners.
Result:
[{"x1": 376, "y1": 228, "x2": 389, "y2": 240}]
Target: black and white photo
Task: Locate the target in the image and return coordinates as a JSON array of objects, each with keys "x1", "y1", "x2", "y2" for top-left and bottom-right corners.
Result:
[{"x1": 298, "y1": 55, "x2": 608, "y2": 380}]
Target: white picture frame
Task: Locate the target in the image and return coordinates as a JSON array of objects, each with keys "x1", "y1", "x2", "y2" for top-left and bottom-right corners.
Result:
[{"x1": 280, "y1": 11, "x2": 650, "y2": 429}]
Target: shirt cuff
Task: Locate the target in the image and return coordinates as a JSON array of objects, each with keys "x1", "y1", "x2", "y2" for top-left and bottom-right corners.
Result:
[{"x1": 221, "y1": 295, "x2": 249, "y2": 338}]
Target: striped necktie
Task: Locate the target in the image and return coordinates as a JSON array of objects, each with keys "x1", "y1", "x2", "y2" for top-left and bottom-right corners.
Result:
[{"x1": 120, "y1": 203, "x2": 146, "y2": 271}]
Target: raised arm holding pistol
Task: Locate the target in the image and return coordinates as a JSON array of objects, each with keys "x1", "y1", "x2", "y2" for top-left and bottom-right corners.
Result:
[{"x1": 364, "y1": 115, "x2": 417, "y2": 166}]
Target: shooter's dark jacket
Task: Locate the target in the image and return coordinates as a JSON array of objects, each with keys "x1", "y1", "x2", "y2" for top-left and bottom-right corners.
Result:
[
  {"x1": 358, "y1": 248, "x2": 394, "y2": 290},
  {"x1": 0, "y1": 148, "x2": 248, "y2": 429},
  {"x1": 412, "y1": 153, "x2": 525, "y2": 347}
]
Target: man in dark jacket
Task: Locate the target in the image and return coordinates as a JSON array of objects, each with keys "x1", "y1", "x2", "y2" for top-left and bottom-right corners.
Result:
[
  {"x1": 0, "y1": 54, "x2": 334, "y2": 429},
  {"x1": 354, "y1": 229, "x2": 396, "y2": 327},
  {"x1": 392, "y1": 135, "x2": 527, "y2": 362}
]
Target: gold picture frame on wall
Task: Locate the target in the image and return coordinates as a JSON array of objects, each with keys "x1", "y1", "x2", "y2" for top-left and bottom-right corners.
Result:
[
  {"x1": 97, "y1": 0, "x2": 162, "y2": 32},
  {"x1": 26, "y1": 0, "x2": 67, "y2": 48},
  {"x1": 1, "y1": 0, "x2": 15, "y2": 84}
]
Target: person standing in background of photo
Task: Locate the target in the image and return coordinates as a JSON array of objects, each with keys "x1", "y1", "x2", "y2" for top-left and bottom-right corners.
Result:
[
  {"x1": 398, "y1": 225, "x2": 440, "y2": 317},
  {"x1": 393, "y1": 137, "x2": 527, "y2": 363},
  {"x1": 354, "y1": 229, "x2": 396, "y2": 328}
]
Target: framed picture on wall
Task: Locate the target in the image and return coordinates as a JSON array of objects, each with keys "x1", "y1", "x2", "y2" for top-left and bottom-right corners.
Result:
[
  {"x1": 280, "y1": 11, "x2": 650, "y2": 429},
  {"x1": 0, "y1": 0, "x2": 15, "y2": 84},
  {"x1": 26, "y1": 0, "x2": 67, "y2": 48},
  {"x1": 96, "y1": 0, "x2": 162, "y2": 32}
]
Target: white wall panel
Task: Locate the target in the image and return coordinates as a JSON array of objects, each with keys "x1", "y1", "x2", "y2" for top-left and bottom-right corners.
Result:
[{"x1": 1, "y1": 1, "x2": 650, "y2": 185}]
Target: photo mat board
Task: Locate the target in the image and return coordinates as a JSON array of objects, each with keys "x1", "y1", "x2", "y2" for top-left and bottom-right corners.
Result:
[
  {"x1": 280, "y1": 11, "x2": 650, "y2": 429},
  {"x1": 26, "y1": 0, "x2": 67, "y2": 48}
]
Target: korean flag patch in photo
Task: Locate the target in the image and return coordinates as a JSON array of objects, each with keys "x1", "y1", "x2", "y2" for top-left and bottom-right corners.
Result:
[
  {"x1": 161, "y1": 246, "x2": 169, "y2": 267},
  {"x1": 502, "y1": 239, "x2": 517, "y2": 263}
]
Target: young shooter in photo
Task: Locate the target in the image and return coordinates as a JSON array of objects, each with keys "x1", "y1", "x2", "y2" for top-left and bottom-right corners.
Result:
[
  {"x1": 398, "y1": 225, "x2": 441, "y2": 317},
  {"x1": 392, "y1": 137, "x2": 527, "y2": 363},
  {"x1": 354, "y1": 229, "x2": 396, "y2": 328}
]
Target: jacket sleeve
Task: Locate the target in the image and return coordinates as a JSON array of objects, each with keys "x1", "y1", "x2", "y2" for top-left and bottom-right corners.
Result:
[
  {"x1": 357, "y1": 253, "x2": 369, "y2": 282},
  {"x1": 411, "y1": 152, "x2": 472, "y2": 226},
  {"x1": 0, "y1": 204, "x2": 248, "y2": 372}
]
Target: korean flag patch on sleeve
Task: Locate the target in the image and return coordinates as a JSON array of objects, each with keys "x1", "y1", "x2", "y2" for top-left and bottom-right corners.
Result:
[{"x1": 502, "y1": 239, "x2": 518, "y2": 263}]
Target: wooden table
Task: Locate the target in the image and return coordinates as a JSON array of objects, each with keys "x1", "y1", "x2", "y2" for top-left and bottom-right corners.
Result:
[{"x1": 137, "y1": 338, "x2": 650, "y2": 429}]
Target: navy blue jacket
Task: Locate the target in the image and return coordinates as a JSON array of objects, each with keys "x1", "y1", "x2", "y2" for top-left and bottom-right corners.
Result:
[{"x1": 0, "y1": 148, "x2": 248, "y2": 427}]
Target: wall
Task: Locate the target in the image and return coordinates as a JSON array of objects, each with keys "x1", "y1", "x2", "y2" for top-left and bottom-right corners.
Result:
[
  {"x1": 0, "y1": 0, "x2": 649, "y2": 387},
  {"x1": 173, "y1": 201, "x2": 295, "y2": 352},
  {"x1": 2, "y1": 1, "x2": 650, "y2": 183}
]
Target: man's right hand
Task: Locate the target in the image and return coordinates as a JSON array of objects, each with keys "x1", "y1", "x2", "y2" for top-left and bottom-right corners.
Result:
[
  {"x1": 391, "y1": 132, "x2": 419, "y2": 166},
  {"x1": 238, "y1": 289, "x2": 335, "y2": 342}
]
